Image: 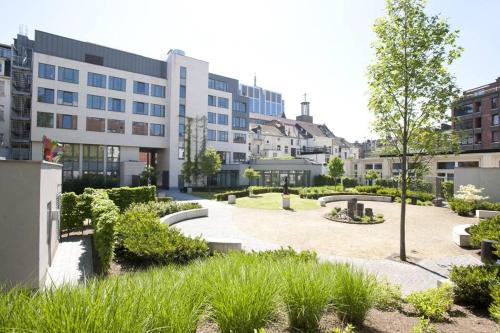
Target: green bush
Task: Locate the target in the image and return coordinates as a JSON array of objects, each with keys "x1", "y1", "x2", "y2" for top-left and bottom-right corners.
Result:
[
  {"x1": 214, "y1": 189, "x2": 249, "y2": 201},
  {"x1": 252, "y1": 246, "x2": 318, "y2": 262},
  {"x1": 91, "y1": 190, "x2": 120, "y2": 273},
  {"x1": 128, "y1": 201, "x2": 201, "y2": 218},
  {"x1": 116, "y1": 205, "x2": 208, "y2": 265},
  {"x1": 449, "y1": 198, "x2": 476, "y2": 216},
  {"x1": 354, "y1": 185, "x2": 381, "y2": 194},
  {"x1": 249, "y1": 186, "x2": 301, "y2": 195},
  {"x1": 468, "y1": 216, "x2": 500, "y2": 248},
  {"x1": 449, "y1": 265, "x2": 500, "y2": 308},
  {"x1": 412, "y1": 317, "x2": 439, "y2": 333},
  {"x1": 406, "y1": 285, "x2": 453, "y2": 321},
  {"x1": 106, "y1": 186, "x2": 156, "y2": 211},
  {"x1": 342, "y1": 177, "x2": 358, "y2": 188},
  {"x1": 441, "y1": 181, "x2": 454, "y2": 201},
  {"x1": 375, "y1": 178, "x2": 398, "y2": 188},
  {"x1": 62, "y1": 173, "x2": 119, "y2": 194},
  {"x1": 60, "y1": 192, "x2": 81, "y2": 232},
  {"x1": 477, "y1": 201, "x2": 500, "y2": 212},
  {"x1": 374, "y1": 280, "x2": 402, "y2": 311},
  {"x1": 489, "y1": 284, "x2": 500, "y2": 322},
  {"x1": 156, "y1": 196, "x2": 173, "y2": 203},
  {"x1": 331, "y1": 264, "x2": 377, "y2": 325},
  {"x1": 314, "y1": 174, "x2": 335, "y2": 186}
]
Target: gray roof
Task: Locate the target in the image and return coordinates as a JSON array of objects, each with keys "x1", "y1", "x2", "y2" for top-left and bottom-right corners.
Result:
[{"x1": 252, "y1": 124, "x2": 285, "y2": 137}]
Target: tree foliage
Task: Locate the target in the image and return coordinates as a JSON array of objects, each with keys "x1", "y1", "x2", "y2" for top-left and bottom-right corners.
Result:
[
  {"x1": 182, "y1": 117, "x2": 193, "y2": 184},
  {"x1": 327, "y1": 156, "x2": 344, "y2": 185},
  {"x1": 244, "y1": 167, "x2": 260, "y2": 186},
  {"x1": 368, "y1": 0, "x2": 462, "y2": 260},
  {"x1": 200, "y1": 147, "x2": 222, "y2": 181}
]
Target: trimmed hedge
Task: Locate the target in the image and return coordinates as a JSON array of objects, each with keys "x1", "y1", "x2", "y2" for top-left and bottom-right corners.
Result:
[
  {"x1": 62, "y1": 174, "x2": 119, "y2": 194},
  {"x1": 450, "y1": 265, "x2": 500, "y2": 308},
  {"x1": 449, "y1": 198, "x2": 476, "y2": 216},
  {"x1": 91, "y1": 190, "x2": 120, "y2": 273},
  {"x1": 128, "y1": 201, "x2": 201, "y2": 218},
  {"x1": 215, "y1": 189, "x2": 249, "y2": 201},
  {"x1": 300, "y1": 191, "x2": 392, "y2": 200},
  {"x1": 342, "y1": 177, "x2": 358, "y2": 188},
  {"x1": 106, "y1": 186, "x2": 156, "y2": 211},
  {"x1": 61, "y1": 192, "x2": 81, "y2": 233},
  {"x1": 468, "y1": 216, "x2": 500, "y2": 250},
  {"x1": 478, "y1": 202, "x2": 500, "y2": 212},
  {"x1": 313, "y1": 174, "x2": 335, "y2": 186},
  {"x1": 249, "y1": 186, "x2": 301, "y2": 195}
]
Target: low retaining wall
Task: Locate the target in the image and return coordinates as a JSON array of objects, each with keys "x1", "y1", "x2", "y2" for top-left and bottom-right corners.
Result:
[
  {"x1": 319, "y1": 195, "x2": 392, "y2": 207},
  {"x1": 476, "y1": 210, "x2": 500, "y2": 219},
  {"x1": 452, "y1": 224, "x2": 472, "y2": 247},
  {"x1": 160, "y1": 208, "x2": 208, "y2": 226},
  {"x1": 206, "y1": 238, "x2": 242, "y2": 253}
]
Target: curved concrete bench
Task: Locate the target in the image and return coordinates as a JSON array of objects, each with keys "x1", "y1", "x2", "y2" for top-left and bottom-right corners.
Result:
[
  {"x1": 319, "y1": 194, "x2": 392, "y2": 207},
  {"x1": 206, "y1": 238, "x2": 242, "y2": 253},
  {"x1": 160, "y1": 208, "x2": 208, "y2": 226},
  {"x1": 476, "y1": 210, "x2": 500, "y2": 219},
  {"x1": 452, "y1": 224, "x2": 472, "y2": 247}
]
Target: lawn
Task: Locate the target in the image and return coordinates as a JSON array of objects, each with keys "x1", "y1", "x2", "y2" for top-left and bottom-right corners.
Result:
[
  {"x1": 235, "y1": 192, "x2": 319, "y2": 210},
  {"x1": 191, "y1": 190, "x2": 228, "y2": 200}
]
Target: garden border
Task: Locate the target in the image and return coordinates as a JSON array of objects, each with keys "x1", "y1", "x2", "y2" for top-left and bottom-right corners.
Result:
[
  {"x1": 318, "y1": 194, "x2": 393, "y2": 207},
  {"x1": 160, "y1": 208, "x2": 208, "y2": 226}
]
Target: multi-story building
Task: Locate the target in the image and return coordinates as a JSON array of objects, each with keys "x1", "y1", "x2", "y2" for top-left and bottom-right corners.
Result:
[
  {"x1": 453, "y1": 77, "x2": 500, "y2": 151},
  {"x1": 0, "y1": 44, "x2": 12, "y2": 158}
]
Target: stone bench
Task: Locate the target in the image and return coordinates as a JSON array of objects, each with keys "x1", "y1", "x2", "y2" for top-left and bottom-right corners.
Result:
[
  {"x1": 452, "y1": 224, "x2": 472, "y2": 247},
  {"x1": 476, "y1": 210, "x2": 500, "y2": 219},
  {"x1": 206, "y1": 238, "x2": 242, "y2": 253},
  {"x1": 160, "y1": 208, "x2": 208, "y2": 226},
  {"x1": 319, "y1": 194, "x2": 392, "y2": 207}
]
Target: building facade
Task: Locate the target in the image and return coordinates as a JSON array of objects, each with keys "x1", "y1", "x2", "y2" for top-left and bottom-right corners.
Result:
[{"x1": 0, "y1": 44, "x2": 12, "y2": 158}]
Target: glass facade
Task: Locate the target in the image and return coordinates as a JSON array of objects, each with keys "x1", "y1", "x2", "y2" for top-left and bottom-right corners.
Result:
[
  {"x1": 82, "y1": 145, "x2": 105, "y2": 174},
  {"x1": 107, "y1": 146, "x2": 120, "y2": 177},
  {"x1": 232, "y1": 116, "x2": 246, "y2": 130},
  {"x1": 61, "y1": 143, "x2": 80, "y2": 179},
  {"x1": 240, "y1": 84, "x2": 284, "y2": 117},
  {"x1": 260, "y1": 170, "x2": 310, "y2": 187}
]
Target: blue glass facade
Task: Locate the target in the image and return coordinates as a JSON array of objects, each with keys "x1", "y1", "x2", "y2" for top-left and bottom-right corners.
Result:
[{"x1": 239, "y1": 84, "x2": 284, "y2": 117}]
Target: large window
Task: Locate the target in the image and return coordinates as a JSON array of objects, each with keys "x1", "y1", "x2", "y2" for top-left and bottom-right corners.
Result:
[
  {"x1": 150, "y1": 123, "x2": 165, "y2": 136},
  {"x1": 456, "y1": 103, "x2": 473, "y2": 116},
  {"x1": 437, "y1": 162, "x2": 455, "y2": 169},
  {"x1": 107, "y1": 119, "x2": 125, "y2": 134},
  {"x1": 133, "y1": 101, "x2": 149, "y2": 115},
  {"x1": 208, "y1": 78, "x2": 228, "y2": 92},
  {"x1": 180, "y1": 66, "x2": 187, "y2": 79},
  {"x1": 208, "y1": 112, "x2": 216, "y2": 124},
  {"x1": 233, "y1": 101, "x2": 246, "y2": 112},
  {"x1": 208, "y1": 95, "x2": 217, "y2": 106},
  {"x1": 233, "y1": 133, "x2": 246, "y2": 144},
  {"x1": 151, "y1": 84, "x2": 165, "y2": 97},
  {"x1": 233, "y1": 152, "x2": 246, "y2": 163},
  {"x1": 109, "y1": 76, "x2": 126, "y2": 91},
  {"x1": 56, "y1": 114, "x2": 77, "y2": 130},
  {"x1": 180, "y1": 85, "x2": 186, "y2": 98},
  {"x1": 493, "y1": 114, "x2": 499, "y2": 126},
  {"x1": 217, "y1": 114, "x2": 228, "y2": 125},
  {"x1": 218, "y1": 130, "x2": 228, "y2": 142},
  {"x1": 58, "y1": 66, "x2": 79, "y2": 84},
  {"x1": 133, "y1": 81, "x2": 149, "y2": 95},
  {"x1": 461, "y1": 136, "x2": 473, "y2": 145},
  {"x1": 492, "y1": 97, "x2": 498, "y2": 109},
  {"x1": 86, "y1": 117, "x2": 105, "y2": 132},
  {"x1": 232, "y1": 116, "x2": 246, "y2": 129},
  {"x1": 179, "y1": 104, "x2": 185, "y2": 116},
  {"x1": 82, "y1": 145, "x2": 104, "y2": 174},
  {"x1": 458, "y1": 161, "x2": 479, "y2": 168},
  {"x1": 61, "y1": 143, "x2": 80, "y2": 179},
  {"x1": 86, "y1": 94, "x2": 106, "y2": 110},
  {"x1": 218, "y1": 97, "x2": 229, "y2": 108},
  {"x1": 107, "y1": 146, "x2": 120, "y2": 177},
  {"x1": 37, "y1": 112, "x2": 54, "y2": 128},
  {"x1": 57, "y1": 90, "x2": 78, "y2": 107},
  {"x1": 150, "y1": 104, "x2": 165, "y2": 117},
  {"x1": 37, "y1": 87, "x2": 54, "y2": 104},
  {"x1": 108, "y1": 98, "x2": 125, "y2": 112},
  {"x1": 38, "y1": 63, "x2": 55, "y2": 80},
  {"x1": 132, "y1": 121, "x2": 148, "y2": 135},
  {"x1": 207, "y1": 129, "x2": 216, "y2": 141},
  {"x1": 87, "y1": 72, "x2": 106, "y2": 88},
  {"x1": 493, "y1": 131, "x2": 500, "y2": 142}
]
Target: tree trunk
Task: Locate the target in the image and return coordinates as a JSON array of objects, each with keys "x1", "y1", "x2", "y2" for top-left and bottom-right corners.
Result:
[{"x1": 400, "y1": 152, "x2": 407, "y2": 261}]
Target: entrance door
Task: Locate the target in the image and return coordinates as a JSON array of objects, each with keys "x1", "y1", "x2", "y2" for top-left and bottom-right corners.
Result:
[{"x1": 162, "y1": 171, "x2": 169, "y2": 189}]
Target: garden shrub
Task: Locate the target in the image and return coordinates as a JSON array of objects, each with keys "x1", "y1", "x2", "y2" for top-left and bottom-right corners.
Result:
[
  {"x1": 449, "y1": 264, "x2": 500, "y2": 308},
  {"x1": 249, "y1": 186, "x2": 301, "y2": 195},
  {"x1": 489, "y1": 284, "x2": 500, "y2": 322},
  {"x1": 449, "y1": 198, "x2": 476, "y2": 216},
  {"x1": 156, "y1": 196, "x2": 173, "y2": 203},
  {"x1": 441, "y1": 181, "x2": 454, "y2": 201},
  {"x1": 406, "y1": 285, "x2": 453, "y2": 321},
  {"x1": 106, "y1": 186, "x2": 156, "y2": 211},
  {"x1": 468, "y1": 216, "x2": 500, "y2": 248},
  {"x1": 342, "y1": 177, "x2": 358, "y2": 188},
  {"x1": 128, "y1": 201, "x2": 201, "y2": 218},
  {"x1": 91, "y1": 190, "x2": 119, "y2": 273},
  {"x1": 314, "y1": 174, "x2": 335, "y2": 186},
  {"x1": 60, "y1": 192, "x2": 81, "y2": 232},
  {"x1": 354, "y1": 185, "x2": 381, "y2": 194},
  {"x1": 116, "y1": 205, "x2": 208, "y2": 265},
  {"x1": 214, "y1": 189, "x2": 249, "y2": 201},
  {"x1": 374, "y1": 280, "x2": 402, "y2": 311},
  {"x1": 412, "y1": 317, "x2": 439, "y2": 333},
  {"x1": 375, "y1": 178, "x2": 397, "y2": 188},
  {"x1": 477, "y1": 201, "x2": 500, "y2": 212},
  {"x1": 252, "y1": 246, "x2": 318, "y2": 262},
  {"x1": 62, "y1": 173, "x2": 119, "y2": 194}
]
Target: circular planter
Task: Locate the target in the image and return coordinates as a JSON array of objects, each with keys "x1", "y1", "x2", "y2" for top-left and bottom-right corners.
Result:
[{"x1": 323, "y1": 213, "x2": 385, "y2": 225}]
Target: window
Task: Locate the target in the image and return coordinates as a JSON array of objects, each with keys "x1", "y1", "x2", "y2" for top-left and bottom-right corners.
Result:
[
  {"x1": 180, "y1": 66, "x2": 187, "y2": 79},
  {"x1": 216, "y1": 80, "x2": 227, "y2": 91},
  {"x1": 0, "y1": 107, "x2": 3, "y2": 121},
  {"x1": 108, "y1": 98, "x2": 125, "y2": 112},
  {"x1": 37, "y1": 112, "x2": 54, "y2": 128},
  {"x1": 38, "y1": 63, "x2": 55, "y2": 80},
  {"x1": 56, "y1": 114, "x2": 77, "y2": 130},
  {"x1": 493, "y1": 114, "x2": 499, "y2": 126},
  {"x1": 107, "y1": 119, "x2": 125, "y2": 134},
  {"x1": 86, "y1": 94, "x2": 106, "y2": 110},
  {"x1": 233, "y1": 152, "x2": 246, "y2": 163},
  {"x1": 461, "y1": 136, "x2": 473, "y2": 145},
  {"x1": 217, "y1": 114, "x2": 228, "y2": 125},
  {"x1": 151, "y1": 84, "x2": 165, "y2": 97},
  {"x1": 374, "y1": 164, "x2": 382, "y2": 170},
  {"x1": 437, "y1": 162, "x2": 455, "y2": 169},
  {"x1": 179, "y1": 104, "x2": 185, "y2": 116},
  {"x1": 61, "y1": 143, "x2": 80, "y2": 179},
  {"x1": 82, "y1": 145, "x2": 104, "y2": 174},
  {"x1": 458, "y1": 161, "x2": 479, "y2": 168},
  {"x1": 85, "y1": 54, "x2": 103, "y2": 66},
  {"x1": 208, "y1": 112, "x2": 216, "y2": 124},
  {"x1": 233, "y1": 101, "x2": 246, "y2": 112},
  {"x1": 86, "y1": 117, "x2": 105, "y2": 132},
  {"x1": 109, "y1": 76, "x2": 126, "y2": 91},
  {"x1": 58, "y1": 66, "x2": 79, "y2": 83},
  {"x1": 233, "y1": 133, "x2": 246, "y2": 144},
  {"x1": 106, "y1": 146, "x2": 120, "y2": 177},
  {"x1": 493, "y1": 131, "x2": 500, "y2": 142},
  {"x1": 150, "y1": 123, "x2": 165, "y2": 136},
  {"x1": 218, "y1": 130, "x2": 228, "y2": 142},
  {"x1": 133, "y1": 81, "x2": 149, "y2": 95},
  {"x1": 218, "y1": 97, "x2": 229, "y2": 108},
  {"x1": 133, "y1": 101, "x2": 149, "y2": 115},
  {"x1": 285, "y1": 146, "x2": 289, "y2": 154},
  {"x1": 207, "y1": 129, "x2": 216, "y2": 141},
  {"x1": 37, "y1": 87, "x2": 54, "y2": 104},
  {"x1": 178, "y1": 123, "x2": 185, "y2": 137},
  {"x1": 208, "y1": 78, "x2": 215, "y2": 89},
  {"x1": 132, "y1": 121, "x2": 148, "y2": 135},
  {"x1": 232, "y1": 116, "x2": 247, "y2": 129},
  {"x1": 87, "y1": 72, "x2": 106, "y2": 88},
  {"x1": 150, "y1": 104, "x2": 165, "y2": 117},
  {"x1": 179, "y1": 85, "x2": 186, "y2": 98},
  {"x1": 0, "y1": 81, "x2": 4, "y2": 97},
  {"x1": 277, "y1": 145, "x2": 281, "y2": 151},
  {"x1": 57, "y1": 90, "x2": 78, "y2": 106},
  {"x1": 492, "y1": 97, "x2": 498, "y2": 109},
  {"x1": 208, "y1": 95, "x2": 217, "y2": 106},
  {"x1": 456, "y1": 103, "x2": 473, "y2": 116}
]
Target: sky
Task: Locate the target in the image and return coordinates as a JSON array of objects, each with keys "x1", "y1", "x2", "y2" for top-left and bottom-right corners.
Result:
[{"x1": 1, "y1": 0, "x2": 500, "y2": 142}]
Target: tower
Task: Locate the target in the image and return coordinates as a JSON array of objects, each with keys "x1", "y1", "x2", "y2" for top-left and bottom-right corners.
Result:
[{"x1": 296, "y1": 93, "x2": 313, "y2": 123}]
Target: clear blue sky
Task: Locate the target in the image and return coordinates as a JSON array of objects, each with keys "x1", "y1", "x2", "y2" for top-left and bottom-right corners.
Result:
[{"x1": 1, "y1": 0, "x2": 499, "y2": 142}]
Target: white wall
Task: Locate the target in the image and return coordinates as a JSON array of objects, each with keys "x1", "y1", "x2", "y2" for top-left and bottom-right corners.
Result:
[{"x1": 454, "y1": 167, "x2": 500, "y2": 202}]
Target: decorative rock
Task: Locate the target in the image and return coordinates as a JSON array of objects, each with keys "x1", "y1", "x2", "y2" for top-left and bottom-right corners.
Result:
[
  {"x1": 481, "y1": 240, "x2": 498, "y2": 264},
  {"x1": 356, "y1": 203, "x2": 364, "y2": 217},
  {"x1": 347, "y1": 199, "x2": 357, "y2": 218},
  {"x1": 365, "y1": 208, "x2": 373, "y2": 217},
  {"x1": 228, "y1": 195, "x2": 236, "y2": 204}
]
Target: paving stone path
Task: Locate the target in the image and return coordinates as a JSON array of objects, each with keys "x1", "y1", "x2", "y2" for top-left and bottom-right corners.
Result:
[{"x1": 163, "y1": 190, "x2": 481, "y2": 294}]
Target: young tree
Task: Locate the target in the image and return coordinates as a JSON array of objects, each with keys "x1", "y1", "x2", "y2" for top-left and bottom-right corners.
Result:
[
  {"x1": 244, "y1": 167, "x2": 260, "y2": 187},
  {"x1": 368, "y1": 0, "x2": 462, "y2": 261},
  {"x1": 199, "y1": 147, "x2": 222, "y2": 192},
  {"x1": 365, "y1": 170, "x2": 379, "y2": 185},
  {"x1": 181, "y1": 117, "x2": 193, "y2": 185},
  {"x1": 327, "y1": 156, "x2": 344, "y2": 186}
]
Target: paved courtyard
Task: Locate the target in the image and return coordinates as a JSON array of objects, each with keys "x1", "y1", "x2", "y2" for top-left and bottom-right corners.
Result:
[{"x1": 164, "y1": 190, "x2": 482, "y2": 294}]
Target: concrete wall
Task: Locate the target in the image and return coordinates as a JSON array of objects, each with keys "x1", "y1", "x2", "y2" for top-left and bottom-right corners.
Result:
[
  {"x1": 0, "y1": 160, "x2": 61, "y2": 288},
  {"x1": 454, "y1": 167, "x2": 500, "y2": 202}
]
